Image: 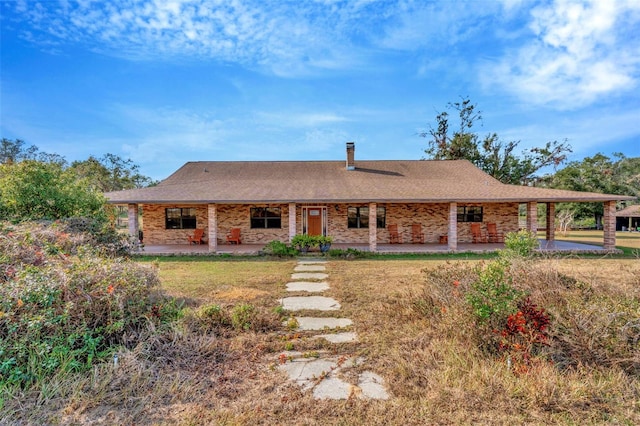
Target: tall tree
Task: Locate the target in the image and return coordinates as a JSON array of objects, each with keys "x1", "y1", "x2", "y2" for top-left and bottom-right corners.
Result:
[
  {"x1": 545, "y1": 153, "x2": 640, "y2": 224},
  {"x1": 420, "y1": 97, "x2": 572, "y2": 185},
  {"x1": 0, "y1": 160, "x2": 105, "y2": 221},
  {"x1": 70, "y1": 153, "x2": 156, "y2": 192}
]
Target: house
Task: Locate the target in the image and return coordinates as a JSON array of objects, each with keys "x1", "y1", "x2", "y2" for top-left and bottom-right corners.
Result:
[
  {"x1": 615, "y1": 204, "x2": 640, "y2": 231},
  {"x1": 105, "y1": 142, "x2": 634, "y2": 252}
]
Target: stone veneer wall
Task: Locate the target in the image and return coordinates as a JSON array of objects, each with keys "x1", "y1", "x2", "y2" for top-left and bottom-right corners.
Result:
[
  {"x1": 142, "y1": 204, "x2": 290, "y2": 245},
  {"x1": 142, "y1": 202, "x2": 520, "y2": 245}
]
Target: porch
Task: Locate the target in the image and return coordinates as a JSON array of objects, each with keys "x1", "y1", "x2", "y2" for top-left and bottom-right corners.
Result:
[{"x1": 135, "y1": 239, "x2": 609, "y2": 256}]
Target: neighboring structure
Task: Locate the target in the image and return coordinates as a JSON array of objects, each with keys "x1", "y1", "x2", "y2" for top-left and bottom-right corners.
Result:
[
  {"x1": 615, "y1": 205, "x2": 640, "y2": 231},
  {"x1": 105, "y1": 143, "x2": 634, "y2": 252}
]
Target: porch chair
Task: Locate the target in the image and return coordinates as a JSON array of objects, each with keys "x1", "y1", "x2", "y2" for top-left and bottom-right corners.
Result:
[
  {"x1": 411, "y1": 224, "x2": 425, "y2": 244},
  {"x1": 470, "y1": 223, "x2": 488, "y2": 243},
  {"x1": 486, "y1": 222, "x2": 504, "y2": 243},
  {"x1": 187, "y1": 228, "x2": 205, "y2": 245},
  {"x1": 388, "y1": 224, "x2": 402, "y2": 244},
  {"x1": 226, "y1": 228, "x2": 242, "y2": 245}
]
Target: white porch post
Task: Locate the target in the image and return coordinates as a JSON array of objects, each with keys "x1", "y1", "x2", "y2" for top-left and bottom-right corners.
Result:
[
  {"x1": 546, "y1": 202, "x2": 555, "y2": 242},
  {"x1": 448, "y1": 202, "x2": 457, "y2": 251},
  {"x1": 127, "y1": 203, "x2": 139, "y2": 242},
  {"x1": 207, "y1": 204, "x2": 217, "y2": 253},
  {"x1": 447, "y1": 203, "x2": 458, "y2": 251},
  {"x1": 526, "y1": 202, "x2": 538, "y2": 234},
  {"x1": 603, "y1": 200, "x2": 616, "y2": 250},
  {"x1": 288, "y1": 203, "x2": 297, "y2": 242},
  {"x1": 369, "y1": 202, "x2": 377, "y2": 252}
]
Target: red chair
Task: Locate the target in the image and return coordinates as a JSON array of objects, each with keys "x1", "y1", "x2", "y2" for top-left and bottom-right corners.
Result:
[
  {"x1": 226, "y1": 228, "x2": 242, "y2": 244},
  {"x1": 471, "y1": 223, "x2": 487, "y2": 243},
  {"x1": 388, "y1": 224, "x2": 401, "y2": 244},
  {"x1": 411, "y1": 224, "x2": 424, "y2": 244},
  {"x1": 187, "y1": 229, "x2": 205, "y2": 245},
  {"x1": 487, "y1": 223, "x2": 504, "y2": 243}
]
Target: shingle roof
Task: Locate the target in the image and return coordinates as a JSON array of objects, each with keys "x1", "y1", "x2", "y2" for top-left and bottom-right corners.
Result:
[
  {"x1": 615, "y1": 204, "x2": 640, "y2": 217},
  {"x1": 105, "y1": 159, "x2": 634, "y2": 204}
]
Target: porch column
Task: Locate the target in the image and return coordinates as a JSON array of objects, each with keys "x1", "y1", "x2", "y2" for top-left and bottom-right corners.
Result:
[
  {"x1": 448, "y1": 202, "x2": 457, "y2": 251},
  {"x1": 545, "y1": 202, "x2": 556, "y2": 242},
  {"x1": 288, "y1": 203, "x2": 296, "y2": 242},
  {"x1": 207, "y1": 204, "x2": 218, "y2": 253},
  {"x1": 603, "y1": 200, "x2": 616, "y2": 250},
  {"x1": 369, "y1": 202, "x2": 377, "y2": 252},
  {"x1": 526, "y1": 202, "x2": 538, "y2": 234},
  {"x1": 127, "y1": 203, "x2": 139, "y2": 242}
]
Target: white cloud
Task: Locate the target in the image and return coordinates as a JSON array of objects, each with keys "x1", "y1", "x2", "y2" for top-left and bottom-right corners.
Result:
[
  {"x1": 4, "y1": 0, "x2": 381, "y2": 76},
  {"x1": 482, "y1": 0, "x2": 640, "y2": 109}
]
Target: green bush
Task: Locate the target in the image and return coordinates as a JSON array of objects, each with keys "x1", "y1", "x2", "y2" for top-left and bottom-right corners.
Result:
[
  {"x1": 502, "y1": 230, "x2": 539, "y2": 259},
  {"x1": 466, "y1": 260, "x2": 523, "y2": 326},
  {"x1": 261, "y1": 240, "x2": 297, "y2": 257}
]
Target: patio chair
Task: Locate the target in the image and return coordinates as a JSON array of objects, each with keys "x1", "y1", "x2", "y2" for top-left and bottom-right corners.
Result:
[
  {"x1": 226, "y1": 227, "x2": 242, "y2": 244},
  {"x1": 187, "y1": 228, "x2": 205, "y2": 245},
  {"x1": 388, "y1": 224, "x2": 402, "y2": 244},
  {"x1": 487, "y1": 222, "x2": 504, "y2": 243},
  {"x1": 411, "y1": 224, "x2": 425, "y2": 244},
  {"x1": 470, "y1": 223, "x2": 488, "y2": 243}
]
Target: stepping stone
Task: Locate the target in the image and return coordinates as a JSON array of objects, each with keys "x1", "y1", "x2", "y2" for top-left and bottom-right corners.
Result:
[
  {"x1": 291, "y1": 273, "x2": 328, "y2": 280},
  {"x1": 297, "y1": 259, "x2": 326, "y2": 264},
  {"x1": 315, "y1": 332, "x2": 358, "y2": 343},
  {"x1": 357, "y1": 371, "x2": 390, "y2": 400},
  {"x1": 278, "y1": 356, "x2": 337, "y2": 390},
  {"x1": 313, "y1": 377, "x2": 353, "y2": 400},
  {"x1": 286, "y1": 281, "x2": 330, "y2": 293},
  {"x1": 281, "y1": 296, "x2": 340, "y2": 311},
  {"x1": 294, "y1": 265, "x2": 326, "y2": 272},
  {"x1": 293, "y1": 317, "x2": 353, "y2": 331}
]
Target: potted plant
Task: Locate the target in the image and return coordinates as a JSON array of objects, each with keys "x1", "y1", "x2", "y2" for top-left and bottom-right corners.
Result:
[
  {"x1": 292, "y1": 234, "x2": 314, "y2": 254},
  {"x1": 318, "y1": 235, "x2": 333, "y2": 253}
]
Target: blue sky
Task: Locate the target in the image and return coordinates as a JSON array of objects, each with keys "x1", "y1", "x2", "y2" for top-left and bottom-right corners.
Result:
[{"x1": 1, "y1": 0, "x2": 639, "y2": 181}]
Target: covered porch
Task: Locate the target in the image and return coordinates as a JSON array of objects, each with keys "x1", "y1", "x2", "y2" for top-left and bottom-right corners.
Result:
[
  {"x1": 135, "y1": 239, "x2": 609, "y2": 256},
  {"x1": 124, "y1": 200, "x2": 621, "y2": 254}
]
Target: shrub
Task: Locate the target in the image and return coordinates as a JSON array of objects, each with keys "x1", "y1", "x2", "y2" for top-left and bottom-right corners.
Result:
[
  {"x1": 466, "y1": 260, "x2": 522, "y2": 327},
  {"x1": 261, "y1": 240, "x2": 297, "y2": 257},
  {"x1": 0, "y1": 221, "x2": 167, "y2": 390},
  {"x1": 501, "y1": 230, "x2": 539, "y2": 259}
]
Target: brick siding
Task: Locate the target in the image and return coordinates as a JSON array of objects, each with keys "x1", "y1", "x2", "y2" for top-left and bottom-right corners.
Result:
[{"x1": 141, "y1": 202, "x2": 519, "y2": 245}]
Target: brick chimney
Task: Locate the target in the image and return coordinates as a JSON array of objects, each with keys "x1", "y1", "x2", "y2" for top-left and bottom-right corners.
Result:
[{"x1": 346, "y1": 142, "x2": 355, "y2": 170}]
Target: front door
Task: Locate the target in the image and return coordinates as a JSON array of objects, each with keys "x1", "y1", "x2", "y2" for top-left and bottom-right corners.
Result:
[{"x1": 307, "y1": 208, "x2": 323, "y2": 236}]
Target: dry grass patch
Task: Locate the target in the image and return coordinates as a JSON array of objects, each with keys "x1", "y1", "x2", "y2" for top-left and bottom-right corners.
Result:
[
  {"x1": 156, "y1": 260, "x2": 294, "y2": 304},
  {"x1": 5, "y1": 256, "x2": 639, "y2": 425}
]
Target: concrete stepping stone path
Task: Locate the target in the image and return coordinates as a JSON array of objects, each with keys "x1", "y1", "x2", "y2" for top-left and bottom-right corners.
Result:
[
  {"x1": 314, "y1": 332, "x2": 358, "y2": 343},
  {"x1": 294, "y1": 264, "x2": 327, "y2": 272},
  {"x1": 281, "y1": 296, "x2": 341, "y2": 311},
  {"x1": 286, "y1": 281, "x2": 330, "y2": 293},
  {"x1": 278, "y1": 259, "x2": 389, "y2": 400},
  {"x1": 293, "y1": 317, "x2": 353, "y2": 331},
  {"x1": 291, "y1": 272, "x2": 329, "y2": 280}
]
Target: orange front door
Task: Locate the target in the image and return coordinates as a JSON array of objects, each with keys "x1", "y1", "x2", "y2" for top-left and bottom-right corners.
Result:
[{"x1": 307, "y1": 208, "x2": 323, "y2": 236}]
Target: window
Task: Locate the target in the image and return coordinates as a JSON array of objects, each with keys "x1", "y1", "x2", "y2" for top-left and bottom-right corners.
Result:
[
  {"x1": 165, "y1": 208, "x2": 196, "y2": 229},
  {"x1": 347, "y1": 206, "x2": 386, "y2": 228},
  {"x1": 457, "y1": 206, "x2": 483, "y2": 222},
  {"x1": 250, "y1": 207, "x2": 281, "y2": 229}
]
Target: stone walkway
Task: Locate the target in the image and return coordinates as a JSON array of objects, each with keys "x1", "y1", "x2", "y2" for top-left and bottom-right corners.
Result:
[{"x1": 278, "y1": 259, "x2": 389, "y2": 400}]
